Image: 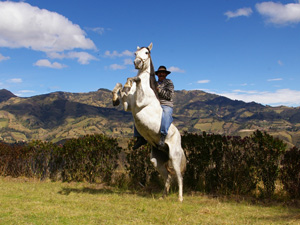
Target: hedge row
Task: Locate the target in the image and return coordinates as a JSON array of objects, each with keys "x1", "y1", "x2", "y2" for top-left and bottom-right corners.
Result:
[
  {"x1": 127, "y1": 130, "x2": 300, "y2": 198},
  {"x1": 0, "y1": 134, "x2": 121, "y2": 183},
  {"x1": 0, "y1": 131, "x2": 300, "y2": 198}
]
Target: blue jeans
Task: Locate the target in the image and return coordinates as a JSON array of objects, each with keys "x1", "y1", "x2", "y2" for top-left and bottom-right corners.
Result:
[
  {"x1": 160, "y1": 105, "x2": 173, "y2": 135},
  {"x1": 134, "y1": 105, "x2": 173, "y2": 137}
]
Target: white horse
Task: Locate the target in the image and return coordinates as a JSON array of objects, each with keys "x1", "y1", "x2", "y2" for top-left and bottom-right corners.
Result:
[{"x1": 112, "y1": 43, "x2": 186, "y2": 202}]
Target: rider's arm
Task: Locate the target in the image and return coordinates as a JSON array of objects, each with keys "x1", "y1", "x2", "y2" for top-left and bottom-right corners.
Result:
[{"x1": 157, "y1": 79, "x2": 174, "y2": 101}]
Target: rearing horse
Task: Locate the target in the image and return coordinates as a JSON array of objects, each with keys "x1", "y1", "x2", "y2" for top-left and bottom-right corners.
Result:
[{"x1": 112, "y1": 43, "x2": 186, "y2": 202}]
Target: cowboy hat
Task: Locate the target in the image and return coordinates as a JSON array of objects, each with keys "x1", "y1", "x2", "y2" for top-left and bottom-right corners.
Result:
[{"x1": 155, "y1": 65, "x2": 171, "y2": 75}]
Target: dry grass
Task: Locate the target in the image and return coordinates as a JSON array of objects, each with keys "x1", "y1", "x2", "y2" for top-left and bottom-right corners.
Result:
[{"x1": 1, "y1": 176, "x2": 300, "y2": 224}]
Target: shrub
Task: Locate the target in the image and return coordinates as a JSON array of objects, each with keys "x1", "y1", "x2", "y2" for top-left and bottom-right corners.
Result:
[
  {"x1": 0, "y1": 142, "x2": 32, "y2": 177},
  {"x1": 182, "y1": 131, "x2": 211, "y2": 191},
  {"x1": 182, "y1": 132, "x2": 258, "y2": 195},
  {"x1": 26, "y1": 140, "x2": 62, "y2": 180},
  {"x1": 60, "y1": 134, "x2": 121, "y2": 183},
  {"x1": 216, "y1": 135, "x2": 258, "y2": 195},
  {"x1": 125, "y1": 140, "x2": 160, "y2": 189},
  {"x1": 251, "y1": 130, "x2": 286, "y2": 198},
  {"x1": 280, "y1": 147, "x2": 300, "y2": 198}
]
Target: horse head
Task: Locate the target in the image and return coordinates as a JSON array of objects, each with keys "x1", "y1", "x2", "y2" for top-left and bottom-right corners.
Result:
[
  {"x1": 134, "y1": 42, "x2": 158, "y2": 98},
  {"x1": 134, "y1": 42, "x2": 153, "y2": 71}
]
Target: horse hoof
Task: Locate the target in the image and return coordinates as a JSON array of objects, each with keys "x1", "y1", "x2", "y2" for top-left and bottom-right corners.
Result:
[
  {"x1": 179, "y1": 197, "x2": 183, "y2": 202},
  {"x1": 112, "y1": 99, "x2": 120, "y2": 106},
  {"x1": 150, "y1": 158, "x2": 157, "y2": 167}
]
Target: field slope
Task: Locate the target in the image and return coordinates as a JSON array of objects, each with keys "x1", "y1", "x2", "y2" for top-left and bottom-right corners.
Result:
[{"x1": 1, "y1": 177, "x2": 299, "y2": 224}]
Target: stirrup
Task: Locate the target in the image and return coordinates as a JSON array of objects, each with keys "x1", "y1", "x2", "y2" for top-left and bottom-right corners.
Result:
[
  {"x1": 133, "y1": 137, "x2": 147, "y2": 150},
  {"x1": 158, "y1": 134, "x2": 167, "y2": 148}
]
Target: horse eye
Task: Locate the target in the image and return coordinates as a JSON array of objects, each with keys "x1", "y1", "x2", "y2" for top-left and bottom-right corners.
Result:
[{"x1": 145, "y1": 52, "x2": 149, "y2": 54}]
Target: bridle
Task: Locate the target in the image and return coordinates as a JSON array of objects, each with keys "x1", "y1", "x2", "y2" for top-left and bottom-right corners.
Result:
[{"x1": 135, "y1": 47, "x2": 151, "y2": 66}]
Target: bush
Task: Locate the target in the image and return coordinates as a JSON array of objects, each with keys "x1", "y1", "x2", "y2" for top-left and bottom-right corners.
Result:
[
  {"x1": 217, "y1": 135, "x2": 258, "y2": 195},
  {"x1": 182, "y1": 131, "x2": 211, "y2": 191},
  {"x1": 182, "y1": 132, "x2": 258, "y2": 195},
  {"x1": 0, "y1": 134, "x2": 122, "y2": 184},
  {"x1": 26, "y1": 140, "x2": 62, "y2": 180},
  {"x1": 280, "y1": 147, "x2": 300, "y2": 198},
  {"x1": 251, "y1": 130, "x2": 286, "y2": 197},
  {"x1": 60, "y1": 134, "x2": 121, "y2": 183},
  {"x1": 125, "y1": 140, "x2": 160, "y2": 189},
  {"x1": 0, "y1": 142, "x2": 32, "y2": 177}
]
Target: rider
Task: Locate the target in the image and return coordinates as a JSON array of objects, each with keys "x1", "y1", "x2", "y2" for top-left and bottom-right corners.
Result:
[{"x1": 133, "y1": 65, "x2": 174, "y2": 150}]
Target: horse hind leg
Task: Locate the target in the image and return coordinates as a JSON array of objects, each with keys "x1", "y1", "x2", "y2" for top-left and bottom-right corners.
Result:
[
  {"x1": 171, "y1": 156, "x2": 184, "y2": 202},
  {"x1": 163, "y1": 173, "x2": 172, "y2": 198},
  {"x1": 150, "y1": 147, "x2": 171, "y2": 199}
]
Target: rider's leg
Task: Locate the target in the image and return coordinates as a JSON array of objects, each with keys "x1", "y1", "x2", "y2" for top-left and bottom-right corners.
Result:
[{"x1": 158, "y1": 105, "x2": 173, "y2": 147}]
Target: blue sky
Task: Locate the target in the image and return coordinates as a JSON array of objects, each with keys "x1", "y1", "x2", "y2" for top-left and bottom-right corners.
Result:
[{"x1": 0, "y1": 0, "x2": 300, "y2": 107}]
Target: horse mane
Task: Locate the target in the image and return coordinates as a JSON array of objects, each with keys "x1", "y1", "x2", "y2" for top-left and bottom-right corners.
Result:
[{"x1": 147, "y1": 48, "x2": 159, "y2": 99}]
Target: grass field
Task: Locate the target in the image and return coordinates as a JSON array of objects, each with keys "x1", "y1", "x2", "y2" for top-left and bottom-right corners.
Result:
[{"x1": 1, "y1": 177, "x2": 300, "y2": 224}]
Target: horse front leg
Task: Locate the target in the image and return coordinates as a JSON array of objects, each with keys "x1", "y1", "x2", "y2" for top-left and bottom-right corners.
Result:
[
  {"x1": 112, "y1": 83, "x2": 122, "y2": 106},
  {"x1": 122, "y1": 76, "x2": 141, "y2": 94}
]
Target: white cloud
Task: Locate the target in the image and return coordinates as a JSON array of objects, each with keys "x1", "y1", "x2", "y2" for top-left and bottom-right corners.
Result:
[
  {"x1": 216, "y1": 89, "x2": 300, "y2": 106},
  {"x1": 0, "y1": 1, "x2": 96, "y2": 52},
  {"x1": 66, "y1": 52, "x2": 97, "y2": 65},
  {"x1": 197, "y1": 80, "x2": 210, "y2": 84},
  {"x1": 278, "y1": 60, "x2": 283, "y2": 66},
  {"x1": 256, "y1": 2, "x2": 300, "y2": 25},
  {"x1": 34, "y1": 59, "x2": 67, "y2": 69},
  {"x1": 124, "y1": 58, "x2": 133, "y2": 65},
  {"x1": 267, "y1": 78, "x2": 283, "y2": 82},
  {"x1": 0, "y1": 53, "x2": 10, "y2": 62},
  {"x1": 47, "y1": 51, "x2": 97, "y2": 64},
  {"x1": 19, "y1": 90, "x2": 35, "y2": 94},
  {"x1": 109, "y1": 64, "x2": 126, "y2": 70},
  {"x1": 225, "y1": 7, "x2": 253, "y2": 19},
  {"x1": 89, "y1": 27, "x2": 105, "y2": 35},
  {"x1": 16, "y1": 90, "x2": 35, "y2": 96},
  {"x1": 168, "y1": 66, "x2": 185, "y2": 73},
  {"x1": 104, "y1": 50, "x2": 134, "y2": 58},
  {"x1": 86, "y1": 27, "x2": 111, "y2": 35},
  {"x1": 7, "y1": 78, "x2": 22, "y2": 83}
]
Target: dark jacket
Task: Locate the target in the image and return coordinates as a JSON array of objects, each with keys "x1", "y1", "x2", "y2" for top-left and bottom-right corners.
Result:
[{"x1": 157, "y1": 79, "x2": 174, "y2": 107}]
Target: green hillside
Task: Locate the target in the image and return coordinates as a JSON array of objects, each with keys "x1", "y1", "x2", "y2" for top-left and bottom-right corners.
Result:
[{"x1": 1, "y1": 89, "x2": 300, "y2": 147}]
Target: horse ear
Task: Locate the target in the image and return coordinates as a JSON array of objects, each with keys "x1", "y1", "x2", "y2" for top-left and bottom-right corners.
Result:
[
  {"x1": 137, "y1": 46, "x2": 140, "y2": 50},
  {"x1": 148, "y1": 43, "x2": 153, "y2": 51}
]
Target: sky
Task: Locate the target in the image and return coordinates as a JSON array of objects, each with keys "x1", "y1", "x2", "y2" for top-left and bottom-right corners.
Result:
[{"x1": 0, "y1": 0, "x2": 300, "y2": 107}]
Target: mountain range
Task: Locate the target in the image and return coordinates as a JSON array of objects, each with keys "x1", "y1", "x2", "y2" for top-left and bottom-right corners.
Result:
[{"x1": 1, "y1": 88, "x2": 300, "y2": 147}]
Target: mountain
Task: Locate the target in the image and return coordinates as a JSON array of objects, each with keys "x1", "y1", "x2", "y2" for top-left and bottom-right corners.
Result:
[
  {"x1": 0, "y1": 88, "x2": 300, "y2": 147},
  {"x1": 0, "y1": 89, "x2": 16, "y2": 103}
]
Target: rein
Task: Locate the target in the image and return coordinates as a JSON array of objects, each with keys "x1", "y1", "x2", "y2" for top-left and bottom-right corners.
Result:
[
  {"x1": 135, "y1": 48, "x2": 150, "y2": 65},
  {"x1": 135, "y1": 47, "x2": 159, "y2": 99}
]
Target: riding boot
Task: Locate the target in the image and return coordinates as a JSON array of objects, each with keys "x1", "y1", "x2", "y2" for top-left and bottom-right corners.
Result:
[
  {"x1": 133, "y1": 136, "x2": 147, "y2": 150},
  {"x1": 158, "y1": 134, "x2": 167, "y2": 148}
]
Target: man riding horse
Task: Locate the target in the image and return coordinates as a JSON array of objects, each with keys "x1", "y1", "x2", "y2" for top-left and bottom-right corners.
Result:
[
  {"x1": 133, "y1": 65, "x2": 174, "y2": 150},
  {"x1": 112, "y1": 43, "x2": 186, "y2": 202}
]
